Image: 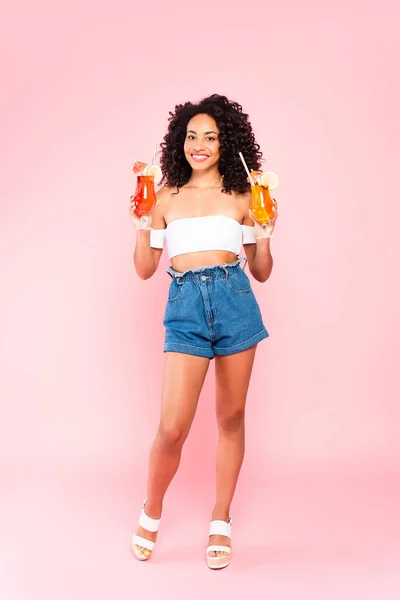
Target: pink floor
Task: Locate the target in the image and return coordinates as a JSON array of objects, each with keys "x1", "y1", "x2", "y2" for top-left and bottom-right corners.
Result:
[{"x1": 2, "y1": 465, "x2": 400, "y2": 600}]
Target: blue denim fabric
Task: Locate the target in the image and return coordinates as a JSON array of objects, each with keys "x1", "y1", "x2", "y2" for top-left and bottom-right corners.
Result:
[{"x1": 163, "y1": 258, "x2": 269, "y2": 359}]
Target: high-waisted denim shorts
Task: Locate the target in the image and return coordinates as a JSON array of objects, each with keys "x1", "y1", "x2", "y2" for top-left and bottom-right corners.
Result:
[{"x1": 163, "y1": 257, "x2": 269, "y2": 359}]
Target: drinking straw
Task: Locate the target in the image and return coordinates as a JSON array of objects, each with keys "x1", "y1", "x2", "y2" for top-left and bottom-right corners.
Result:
[
  {"x1": 152, "y1": 144, "x2": 158, "y2": 165},
  {"x1": 238, "y1": 152, "x2": 255, "y2": 186}
]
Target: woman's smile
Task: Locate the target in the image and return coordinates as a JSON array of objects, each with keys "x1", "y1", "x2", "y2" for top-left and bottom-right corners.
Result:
[{"x1": 191, "y1": 153, "x2": 210, "y2": 162}]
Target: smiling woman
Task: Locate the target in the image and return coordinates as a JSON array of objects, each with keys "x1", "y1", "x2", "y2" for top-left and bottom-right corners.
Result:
[
  {"x1": 130, "y1": 93, "x2": 278, "y2": 570},
  {"x1": 159, "y1": 94, "x2": 263, "y2": 193}
]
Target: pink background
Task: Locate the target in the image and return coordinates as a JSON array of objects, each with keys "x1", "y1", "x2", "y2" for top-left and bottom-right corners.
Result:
[{"x1": 1, "y1": 0, "x2": 399, "y2": 598}]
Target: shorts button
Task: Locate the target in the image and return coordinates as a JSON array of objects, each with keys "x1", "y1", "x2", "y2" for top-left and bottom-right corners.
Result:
[{"x1": 201, "y1": 275, "x2": 207, "y2": 281}]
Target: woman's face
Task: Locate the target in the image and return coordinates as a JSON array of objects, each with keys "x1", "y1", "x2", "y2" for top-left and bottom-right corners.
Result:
[{"x1": 184, "y1": 113, "x2": 221, "y2": 172}]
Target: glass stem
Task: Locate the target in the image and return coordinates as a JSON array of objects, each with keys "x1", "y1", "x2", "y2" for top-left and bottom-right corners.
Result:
[{"x1": 140, "y1": 215, "x2": 150, "y2": 228}]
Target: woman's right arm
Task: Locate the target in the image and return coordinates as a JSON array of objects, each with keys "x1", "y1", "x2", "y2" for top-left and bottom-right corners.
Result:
[{"x1": 133, "y1": 187, "x2": 167, "y2": 280}]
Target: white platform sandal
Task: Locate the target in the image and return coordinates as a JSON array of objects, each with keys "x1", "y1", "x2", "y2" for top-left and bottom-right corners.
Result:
[
  {"x1": 206, "y1": 516, "x2": 232, "y2": 569},
  {"x1": 132, "y1": 499, "x2": 161, "y2": 561}
]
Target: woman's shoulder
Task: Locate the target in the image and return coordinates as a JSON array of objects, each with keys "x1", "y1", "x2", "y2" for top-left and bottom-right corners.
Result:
[
  {"x1": 156, "y1": 185, "x2": 173, "y2": 199},
  {"x1": 152, "y1": 186, "x2": 174, "y2": 229},
  {"x1": 156, "y1": 185, "x2": 176, "y2": 206},
  {"x1": 225, "y1": 189, "x2": 251, "y2": 225},
  {"x1": 230, "y1": 188, "x2": 252, "y2": 212}
]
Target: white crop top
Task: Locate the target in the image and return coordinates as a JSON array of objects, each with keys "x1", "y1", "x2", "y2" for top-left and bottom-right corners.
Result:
[{"x1": 150, "y1": 215, "x2": 256, "y2": 259}]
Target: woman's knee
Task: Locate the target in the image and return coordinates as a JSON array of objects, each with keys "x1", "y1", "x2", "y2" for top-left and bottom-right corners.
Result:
[
  {"x1": 217, "y1": 408, "x2": 245, "y2": 433},
  {"x1": 157, "y1": 421, "x2": 187, "y2": 448}
]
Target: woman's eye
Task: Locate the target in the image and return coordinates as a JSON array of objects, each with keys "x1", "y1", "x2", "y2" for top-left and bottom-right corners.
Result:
[
  {"x1": 187, "y1": 135, "x2": 195, "y2": 140},
  {"x1": 207, "y1": 137, "x2": 216, "y2": 142}
]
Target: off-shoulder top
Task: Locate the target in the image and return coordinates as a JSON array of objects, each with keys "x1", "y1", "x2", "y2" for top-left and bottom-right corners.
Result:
[{"x1": 150, "y1": 215, "x2": 256, "y2": 259}]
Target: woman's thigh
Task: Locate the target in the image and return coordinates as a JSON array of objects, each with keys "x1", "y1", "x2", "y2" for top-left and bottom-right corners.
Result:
[
  {"x1": 159, "y1": 351, "x2": 210, "y2": 438},
  {"x1": 215, "y1": 346, "x2": 257, "y2": 421}
]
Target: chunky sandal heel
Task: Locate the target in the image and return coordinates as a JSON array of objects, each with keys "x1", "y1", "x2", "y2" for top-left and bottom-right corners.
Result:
[
  {"x1": 132, "y1": 499, "x2": 161, "y2": 561},
  {"x1": 206, "y1": 516, "x2": 232, "y2": 569}
]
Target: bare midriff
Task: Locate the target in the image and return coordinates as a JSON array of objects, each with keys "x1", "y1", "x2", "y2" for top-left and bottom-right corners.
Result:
[{"x1": 170, "y1": 250, "x2": 239, "y2": 273}]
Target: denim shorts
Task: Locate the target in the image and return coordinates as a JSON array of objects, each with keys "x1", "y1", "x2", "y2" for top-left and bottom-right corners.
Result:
[{"x1": 163, "y1": 257, "x2": 269, "y2": 359}]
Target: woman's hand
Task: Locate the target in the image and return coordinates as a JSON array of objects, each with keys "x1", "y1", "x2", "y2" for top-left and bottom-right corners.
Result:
[
  {"x1": 129, "y1": 196, "x2": 153, "y2": 230},
  {"x1": 248, "y1": 199, "x2": 278, "y2": 239}
]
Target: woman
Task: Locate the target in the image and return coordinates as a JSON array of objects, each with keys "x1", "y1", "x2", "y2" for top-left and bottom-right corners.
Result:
[{"x1": 130, "y1": 94, "x2": 278, "y2": 569}]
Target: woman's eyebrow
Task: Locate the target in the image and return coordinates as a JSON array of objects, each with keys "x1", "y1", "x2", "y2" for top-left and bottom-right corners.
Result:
[{"x1": 187, "y1": 130, "x2": 218, "y2": 135}]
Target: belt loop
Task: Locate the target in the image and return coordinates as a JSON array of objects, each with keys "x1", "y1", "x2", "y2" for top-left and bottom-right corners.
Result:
[
  {"x1": 240, "y1": 257, "x2": 248, "y2": 270},
  {"x1": 166, "y1": 266, "x2": 184, "y2": 280},
  {"x1": 222, "y1": 265, "x2": 228, "y2": 279}
]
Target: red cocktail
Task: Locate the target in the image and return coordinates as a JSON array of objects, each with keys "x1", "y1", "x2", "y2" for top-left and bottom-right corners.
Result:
[{"x1": 132, "y1": 175, "x2": 157, "y2": 228}]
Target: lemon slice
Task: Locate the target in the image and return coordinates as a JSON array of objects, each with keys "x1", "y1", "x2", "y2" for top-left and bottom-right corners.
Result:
[
  {"x1": 144, "y1": 164, "x2": 162, "y2": 183},
  {"x1": 260, "y1": 171, "x2": 279, "y2": 190}
]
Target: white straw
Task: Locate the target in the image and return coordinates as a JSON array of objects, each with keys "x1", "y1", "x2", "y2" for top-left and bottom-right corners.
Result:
[
  {"x1": 152, "y1": 144, "x2": 158, "y2": 165},
  {"x1": 238, "y1": 152, "x2": 254, "y2": 186}
]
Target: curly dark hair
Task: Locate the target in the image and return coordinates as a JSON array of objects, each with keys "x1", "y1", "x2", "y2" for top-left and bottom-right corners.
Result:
[{"x1": 159, "y1": 94, "x2": 263, "y2": 195}]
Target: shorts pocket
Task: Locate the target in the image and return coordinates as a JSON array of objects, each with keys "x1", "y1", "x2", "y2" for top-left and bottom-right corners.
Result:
[
  {"x1": 224, "y1": 269, "x2": 252, "y2": 294},
  {"x1": 168, "y1": 279, "x2": 185, "y2": 302}
]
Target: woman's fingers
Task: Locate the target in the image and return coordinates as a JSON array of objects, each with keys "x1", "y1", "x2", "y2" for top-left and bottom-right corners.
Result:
[
  {"x1": 129, "y1": 196, "x2": 139, "y2": 219},
  {"x1": 249, "y1": 207, "x2": 277, "y2": 227}
]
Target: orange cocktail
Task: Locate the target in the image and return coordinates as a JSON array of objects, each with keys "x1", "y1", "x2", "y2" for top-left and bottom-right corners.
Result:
[
  {"x1": 250, "y1": 183, "x2": 276, "y2": 225},
  {"x1": 131, "y1": 160, "x2": 162, "y2": 227},
  {"x1": 248, "y1": 169, "x2": 279, "y2": 224},
  {"x1": 132, "y1": 175, "x2": 157, "y2": 219}
]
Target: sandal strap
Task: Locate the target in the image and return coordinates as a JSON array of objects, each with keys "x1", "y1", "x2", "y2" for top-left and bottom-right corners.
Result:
[
  {"x1": 209, "y1": 518, "x2": 232, "y2": 538},
  {"x1": 138, "y1": 499, "x2": 161, "y2": 532},
  {"x1": 206, "y1": 545, "x2": 231, "y2": 554},
  {"x1": 133, "y1": 535, "x2": 155, "y2": 551}
]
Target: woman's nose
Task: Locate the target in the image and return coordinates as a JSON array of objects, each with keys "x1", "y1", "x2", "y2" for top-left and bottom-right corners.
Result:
[{"x1": 192, "y1": 140, "x2": 206, "y2": 151}]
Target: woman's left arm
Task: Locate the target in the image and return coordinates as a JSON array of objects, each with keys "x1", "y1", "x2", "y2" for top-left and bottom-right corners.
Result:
[{"x1": 242, "y1": 194, "x2": 278, "y2": 283}]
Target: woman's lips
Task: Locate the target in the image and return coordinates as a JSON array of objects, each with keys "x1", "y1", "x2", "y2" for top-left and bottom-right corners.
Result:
[{"x1": 191, "y1": 154, "x2": 209, "y2": 162}]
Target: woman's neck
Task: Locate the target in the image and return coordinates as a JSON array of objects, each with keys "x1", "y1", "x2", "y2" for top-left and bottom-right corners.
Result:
[{"x1": 188, "y1": 168, "x2": 222, "y2": 189}]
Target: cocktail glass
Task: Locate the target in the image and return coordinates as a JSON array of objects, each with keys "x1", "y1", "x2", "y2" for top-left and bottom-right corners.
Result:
[{"x1": 132, "y1": 175, "x2": 156, "y2": 228}]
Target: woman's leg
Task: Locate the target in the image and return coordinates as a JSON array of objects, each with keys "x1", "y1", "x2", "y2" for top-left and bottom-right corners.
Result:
[
  {"x1": 135, "y1": 351, "x2": 210, "y2": 555},
  {"x1": 208, "y1": 345, "x2": 257, "y2": 557}
]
